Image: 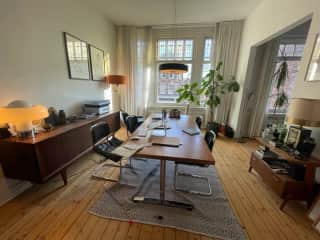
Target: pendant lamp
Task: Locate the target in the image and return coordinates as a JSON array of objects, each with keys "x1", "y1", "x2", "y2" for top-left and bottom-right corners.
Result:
[{"x1": 159, "y1": 0, "x2": 188, "y2": 74}]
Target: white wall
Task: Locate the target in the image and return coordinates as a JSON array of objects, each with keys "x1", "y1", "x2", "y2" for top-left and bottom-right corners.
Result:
[
  {"x1": 0, "y1": 0, "x2": 116, "y2": 114},
  {"x1": 0, "y1": 0, "x2": 116, "y2": 205},
  {"x1": 230, "y1": 0, "x2": 320, "y2": 152}
]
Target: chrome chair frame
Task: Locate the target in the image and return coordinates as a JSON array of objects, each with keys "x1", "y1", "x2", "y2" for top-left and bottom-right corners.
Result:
[{"x1": 173, "y1": 130, "x2": 216, "y2": 196}]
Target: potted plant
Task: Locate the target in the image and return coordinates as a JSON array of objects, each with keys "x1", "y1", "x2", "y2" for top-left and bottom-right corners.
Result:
[
  {"x1": 176, "y1": 62, "x2": 240, "y2": 133},
  {"x1": 272, "y1": 54, "x2": 289, "y2": 113},
  {"x1": 176, "y1": 82, "x2": 199, "y2": 114}
]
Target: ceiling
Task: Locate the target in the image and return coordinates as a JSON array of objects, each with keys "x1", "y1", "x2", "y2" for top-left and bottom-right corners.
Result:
[{"x1": 87, "y1": 0, "x2": 263, "y2": 26}]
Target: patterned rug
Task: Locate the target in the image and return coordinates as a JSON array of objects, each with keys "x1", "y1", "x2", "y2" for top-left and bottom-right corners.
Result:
[{"x1": 89, "y1": 159, "x2": 247, "y2": 240}]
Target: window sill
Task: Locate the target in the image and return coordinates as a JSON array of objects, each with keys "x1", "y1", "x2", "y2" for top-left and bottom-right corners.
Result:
[{"x1": 149, "y1": 103, "x2": 206, "y2": 110}]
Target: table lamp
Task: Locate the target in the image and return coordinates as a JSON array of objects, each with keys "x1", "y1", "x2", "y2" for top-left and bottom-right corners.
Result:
[
  {"x1": 105, "y1": 75, "x2": 127, "y2": 111},
  {"x1": 286, "y1": 98, "x2": 320, "y2": 127},
  {"x1": 0, "y1": 100, "x2": 49, "y2": 138},
  {"x1": 286, "y1": 98, "x2": 320, "y2": 157}
]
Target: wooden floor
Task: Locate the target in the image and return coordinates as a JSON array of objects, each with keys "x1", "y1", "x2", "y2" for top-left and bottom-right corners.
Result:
[{"x1": 0, "y1": 128, "x2": 319, "y2": 240}]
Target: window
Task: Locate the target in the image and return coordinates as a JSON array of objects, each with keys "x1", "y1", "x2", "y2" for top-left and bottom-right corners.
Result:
[
  {"x1": 202, "y1": 38, "x2": 214, "y2": 77},
  {"x1": 156, "y1": 39, "x2": 194, "y2": 103},
  {"x1": 267, "y1": 43, "x2": 305, "y2": 114}
]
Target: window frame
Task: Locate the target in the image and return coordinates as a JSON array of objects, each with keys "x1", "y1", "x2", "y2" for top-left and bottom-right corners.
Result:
[
  {"x1": 266, "y1": 41, "x2": 305, "y2": 114},
  {"x1": 152, "y1": 27, "x2": 214, "y2": 106}
]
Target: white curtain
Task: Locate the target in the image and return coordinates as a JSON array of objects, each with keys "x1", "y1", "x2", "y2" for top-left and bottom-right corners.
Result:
[
  {"x1": 212, "y1": 20, "x2": 243, "y2": 124},
  {"x1": 247, "y1": 39, "x2": 280, "y2": 137},
  {"x1": 116, "y1": 26, "x2": 154, "y2": 116}
]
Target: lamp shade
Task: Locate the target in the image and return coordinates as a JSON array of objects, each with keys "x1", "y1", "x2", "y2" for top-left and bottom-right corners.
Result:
[
  {"x1": 159, "y1": 63, "x2": 188, "y2": 74},
  {"x1": 105, "y1": 75, "x2": 126, "y2": 85},
  {"x1": 0, "y1": 100, "x2": 48, "y2": 124},
  {"x1": 286, "y1": 98, "x2": 320, "y2": 127}
]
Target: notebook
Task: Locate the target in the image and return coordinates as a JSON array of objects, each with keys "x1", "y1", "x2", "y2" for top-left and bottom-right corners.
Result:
[{"x1": 183, "y1": 128, "x2": 200, "y2": 136}]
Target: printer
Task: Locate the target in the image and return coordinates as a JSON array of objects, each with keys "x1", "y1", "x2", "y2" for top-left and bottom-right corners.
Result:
[{"x1": 84, "y1": 100, "x2": 110, "y2": 115}]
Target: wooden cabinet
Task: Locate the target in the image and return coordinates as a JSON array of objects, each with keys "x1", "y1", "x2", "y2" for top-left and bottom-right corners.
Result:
[
  {"x1": 249, "y1": 138, "x2": 320, "y2": 210},
  {"x1": 0, "y1": 111, "x2": 120, "y2": 184}
]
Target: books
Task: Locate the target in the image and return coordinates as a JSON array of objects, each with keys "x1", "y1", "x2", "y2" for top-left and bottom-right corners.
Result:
[
  {"x1": 255, "y1": 148, "x2": 279, "y2": 160},
  {"x1": 183, "y1": 128, "x2": 200, "y2": 136}
]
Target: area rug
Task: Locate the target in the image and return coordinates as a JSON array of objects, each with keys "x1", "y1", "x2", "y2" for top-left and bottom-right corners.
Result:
[{"x1": 89, "y1": 159, "x2": 247, "y2": 240}]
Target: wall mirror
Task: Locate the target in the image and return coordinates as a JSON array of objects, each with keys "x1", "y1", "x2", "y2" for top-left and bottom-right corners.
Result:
[
  {"x1": 306, "y1": 34, "x2": 320, "y2": 82},
  {"x1": 89, "y1": 45, "x2": 105, "y2": 81},
  {"x1": 63, "y1": 32, "x2": 90, "y2": 80}
]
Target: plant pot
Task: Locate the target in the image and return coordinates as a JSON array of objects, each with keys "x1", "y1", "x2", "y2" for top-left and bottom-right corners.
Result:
[
  {"x1": 220, "y1": 124, "x2": 226, "y2": 135},
  {"x1": 225, "y1": 125, "x2": 235, "y2": 138}
]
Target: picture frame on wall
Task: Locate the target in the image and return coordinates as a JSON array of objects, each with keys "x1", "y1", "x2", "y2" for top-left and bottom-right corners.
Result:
[
  {"x1": 89, "y1": 45, "x2": 105, "y2": 81},
  {"x1": 63, "y1": 32, "x2": 90, "y2": 80},
  {"x1": 305, "y1": 34, "x2": 320, "y2": 82}
]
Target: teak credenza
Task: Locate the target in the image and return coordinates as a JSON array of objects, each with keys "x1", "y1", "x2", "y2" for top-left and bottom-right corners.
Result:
[
  {"x1": 0, "y1": 111, "x2": 120, "y2": 185},
  {"x1": 249, "y1": 137, "x2": 320, "y2": 210}
]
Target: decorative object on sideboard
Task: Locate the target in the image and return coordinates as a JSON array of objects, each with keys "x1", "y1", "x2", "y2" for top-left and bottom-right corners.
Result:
[
  {"x1": 45, "y1": 107, "x2": 58, "y2": 127},
  {"x1": 63, "y1": 32, "x2": 90, "y2": 80},
  {"x1": 169, "y1": 109, "x2": 181, "y2": 119},
  {"x1": 58, "y1": 110, "x2": 67, "y2": 125},
  {"x1": 0, "y1": 124, "x2": 11, "y2": 139},
  {"x1": 0, "y1": 100, "x2": 48, "y2": 139},
  {"x1": 89, "y1": 45, "x2": 105, "y2": 81},
  {"x1": 305, "y1": 34, "x2": 320, "y2": 82},
  {"x1": 105, "y1": 75, "x2": 126, "y2": 112},
  {"x1": 286, "y1": 98, "x2": 320, "y2": 158}
]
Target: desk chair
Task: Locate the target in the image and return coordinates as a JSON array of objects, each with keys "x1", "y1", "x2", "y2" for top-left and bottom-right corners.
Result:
[
  {"x1": 174, "y1": 130, "x2": 216, "y2": 196},
  {"x1": 195, "y1": 116, "x2": 202, "y2": 129},
  {"x1": 121, "y1": 111, "x2": 144, "y2": 135},
  {"x1": 91, "y1": 122, "x2": 129, "y2": 182}
]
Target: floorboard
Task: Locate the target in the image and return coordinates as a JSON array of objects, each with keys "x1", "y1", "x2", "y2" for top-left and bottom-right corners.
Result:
[{"x1": 0, "y1": 128, "x2": 318, "y2": 240}]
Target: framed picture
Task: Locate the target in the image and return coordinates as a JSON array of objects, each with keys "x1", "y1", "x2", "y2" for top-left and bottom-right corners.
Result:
[
  {"x1": 63, "y1": 32, "x2": 90, "y2": 80},
  {"x1": 305, "y1": 34, "x2": 320, "y2": 82},
  {"x1": 89, "y1": 45, "x2": 105, "y2": 81},
  {"x1": 285, "y1": 126, "x2": 301, "y2": 148}
]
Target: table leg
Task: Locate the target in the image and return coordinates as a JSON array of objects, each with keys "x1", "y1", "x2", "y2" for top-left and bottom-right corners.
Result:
[
  {"x1": 160, "y1": 160, "x2": 166, "y2": 203},
  {"x1": 132, "y1": 160, "x2": 194, "y2": 210}
]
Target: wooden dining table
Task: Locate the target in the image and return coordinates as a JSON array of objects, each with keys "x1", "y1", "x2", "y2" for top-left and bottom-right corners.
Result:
[{"x1": 130, "y1": 114, "x2": 215, "y2": 210}]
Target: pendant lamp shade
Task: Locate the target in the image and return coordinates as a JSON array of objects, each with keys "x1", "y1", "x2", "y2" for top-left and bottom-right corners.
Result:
[{"x1": 159, "y1": 63, "x2": 188, "y2": 74}]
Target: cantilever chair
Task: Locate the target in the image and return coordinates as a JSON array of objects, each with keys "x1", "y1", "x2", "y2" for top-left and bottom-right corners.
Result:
[
  {"x1": 91, "y1": 122, "x2": 130, "y2": 182},
  {"x1": 195, "y1": 116, "x2": 202, "y2": 129},
  {"x1": 173, "y1": 130, "x2": 216, "y2": 196},
  {"x1": 121, "y1": 111, "x2": 144, "y2": 135}
]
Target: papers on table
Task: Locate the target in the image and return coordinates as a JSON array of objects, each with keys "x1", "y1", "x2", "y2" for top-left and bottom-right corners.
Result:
[
  {"x1": 112, "y1": 142, "x2": 152, "y2": 158},
  {"x1": 130, "y1": 129, "x2": 152, "y2": 141},
  {"x1": 147, "y1": 120, "x2": 170, "y2": 130}
]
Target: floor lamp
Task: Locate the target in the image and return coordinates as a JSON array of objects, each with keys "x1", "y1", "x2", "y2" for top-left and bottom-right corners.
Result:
[{"x1": 105, "y1": 75, "x2": 126, "y2": 112}]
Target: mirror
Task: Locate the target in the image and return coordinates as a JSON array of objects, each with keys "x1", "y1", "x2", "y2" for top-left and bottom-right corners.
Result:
[
  {"x1": 306, "y1": 34, "x2": 320, "y2": 82},
  {"x1": 63, "y1": 32, "x2": 90, "y2": 80}
]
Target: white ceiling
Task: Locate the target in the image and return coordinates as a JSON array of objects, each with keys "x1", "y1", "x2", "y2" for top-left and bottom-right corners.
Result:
[{"x1": 88, "y1": 0, "x2": 263, "y2": 26}]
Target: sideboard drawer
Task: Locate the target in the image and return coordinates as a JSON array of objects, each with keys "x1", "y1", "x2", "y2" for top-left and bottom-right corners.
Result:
[{"x1": 251, "y1": 155, "x2": 286, "y2": 195}]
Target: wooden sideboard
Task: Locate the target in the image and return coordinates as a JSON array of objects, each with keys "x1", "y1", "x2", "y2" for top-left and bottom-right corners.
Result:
[
  {"x1": 0, "y1": 111, "x2": 120, "y2": 185},
  {"x1": 249, "y1": 137, "x2": 320, "y2": 210}
]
